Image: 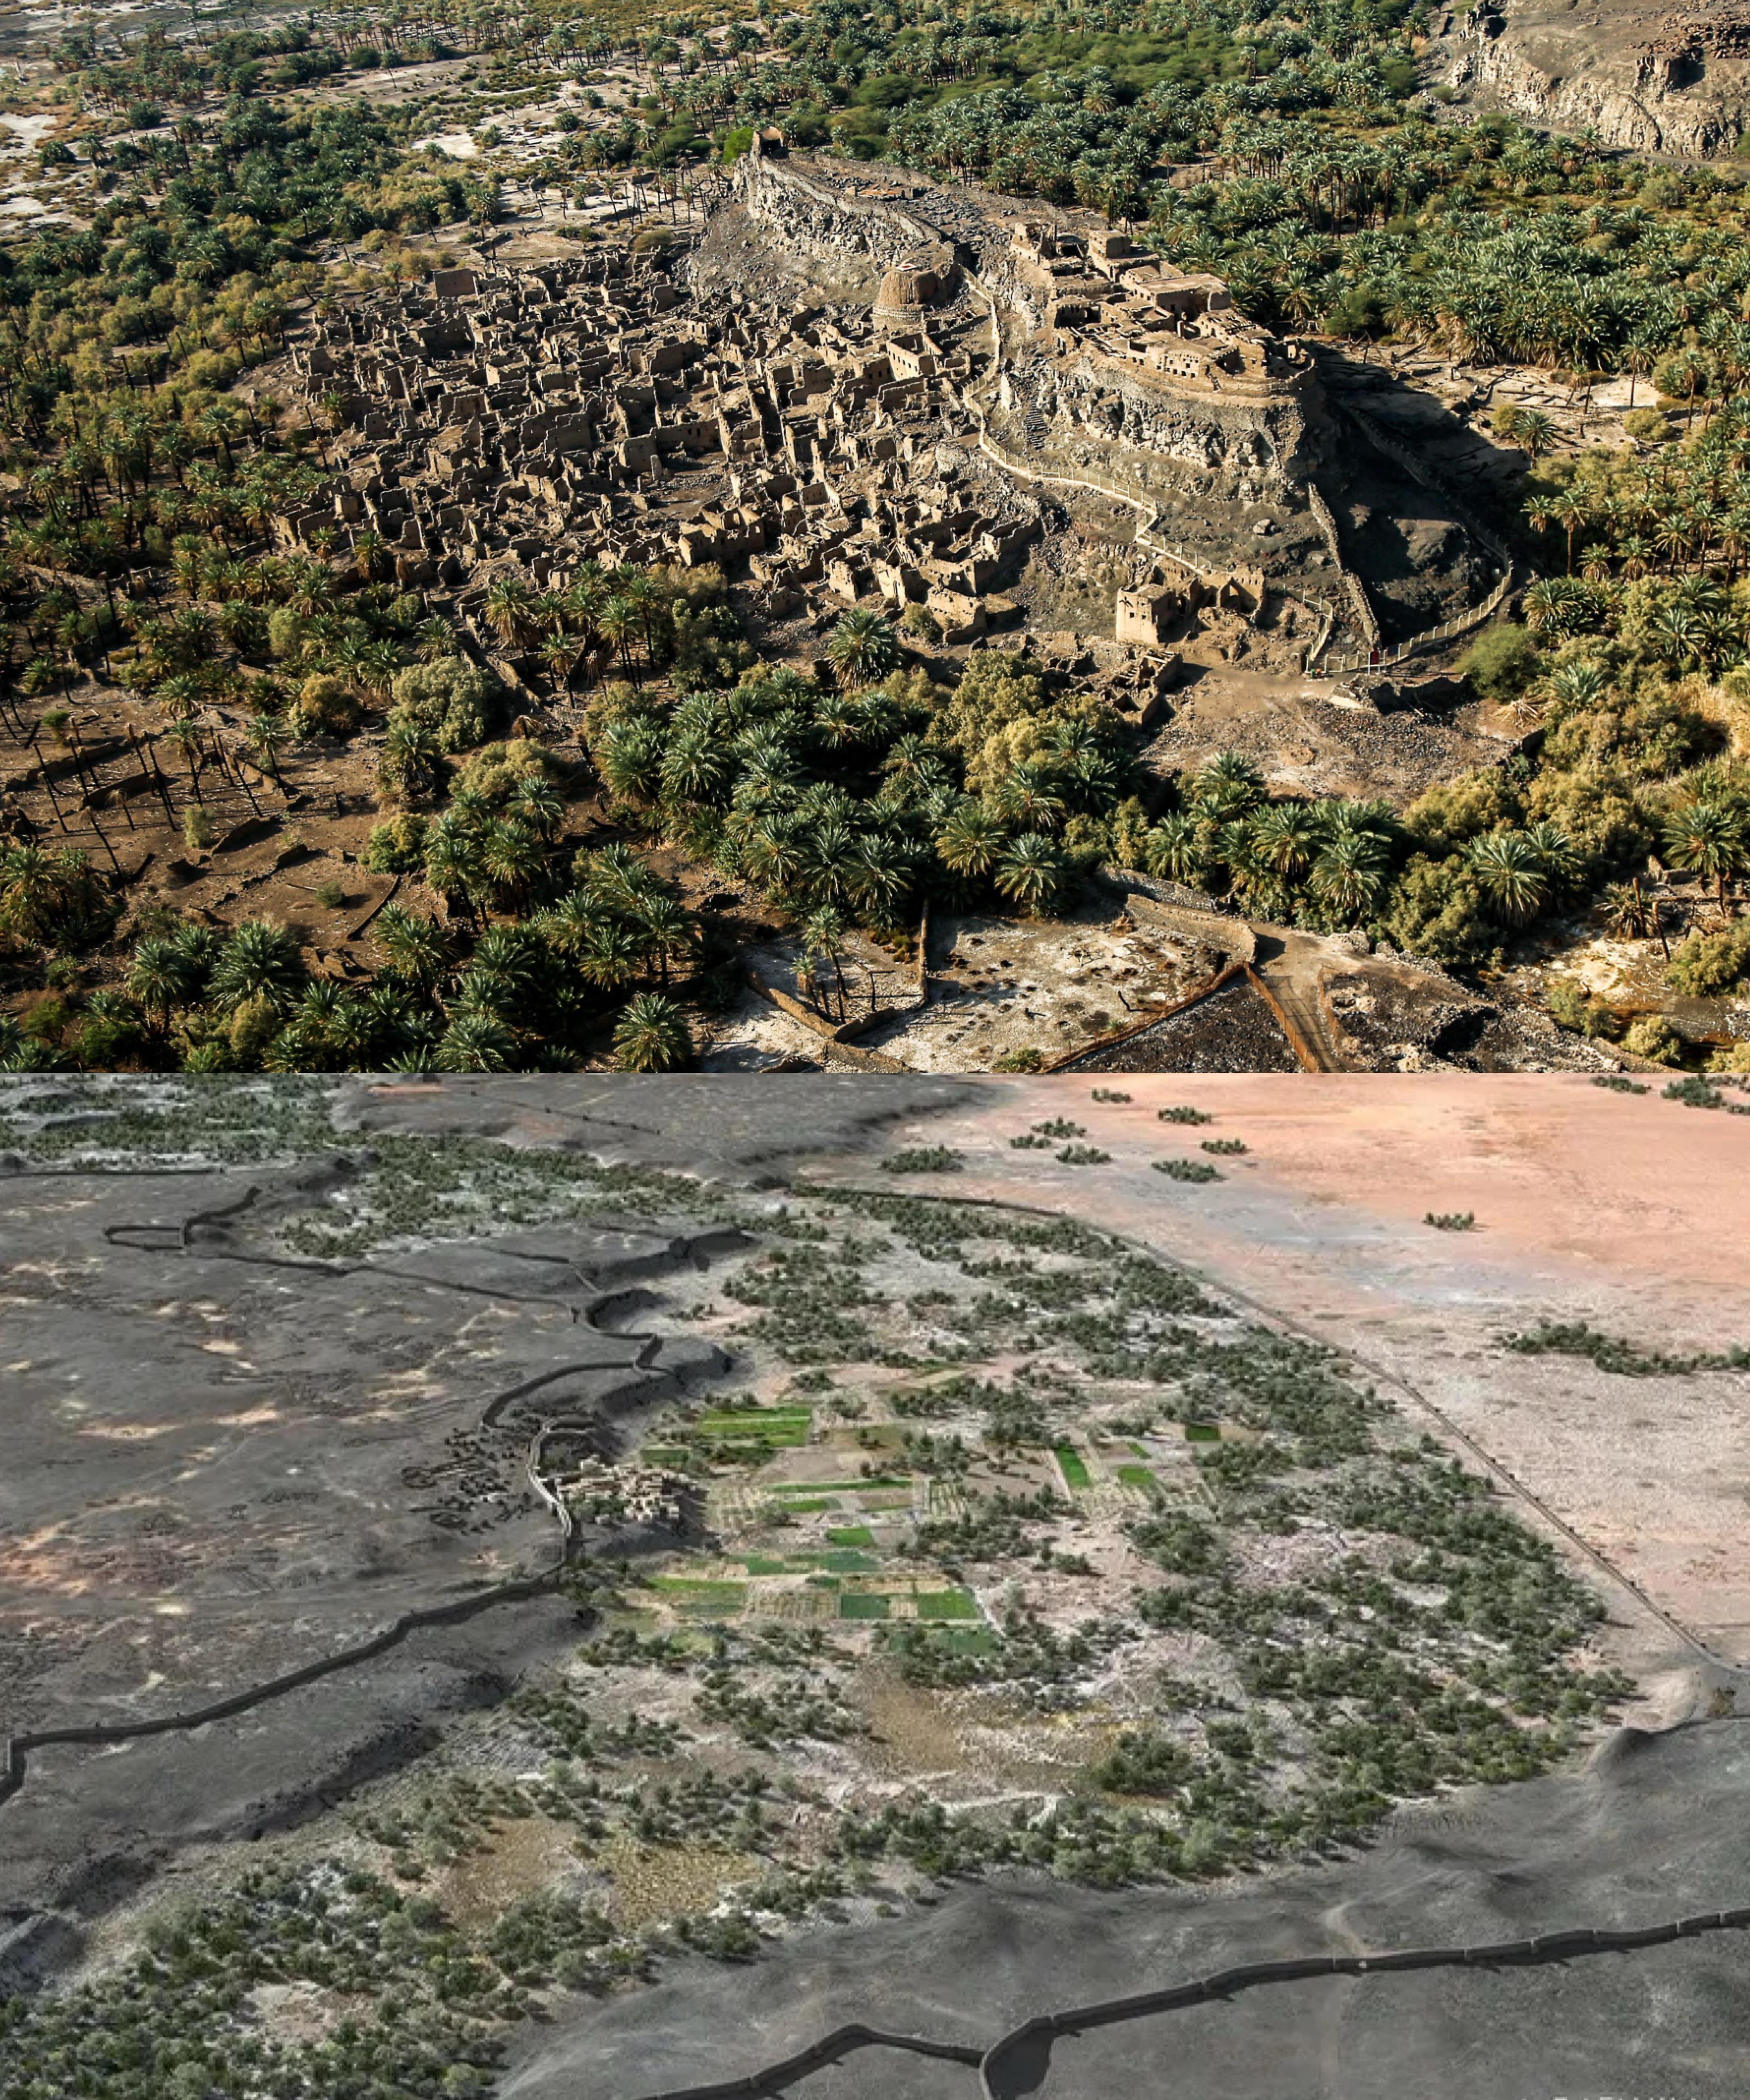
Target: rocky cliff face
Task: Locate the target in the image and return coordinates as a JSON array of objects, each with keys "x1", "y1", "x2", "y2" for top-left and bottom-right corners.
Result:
[
  {"x1": 1006, "y1": 351, "x2": 1333, "y2": 511},
  {"x1": 735, "y1": 153, "x2": 962, "y2": 287},
  {"x1": 1440, "y1": 0, "x2": 1750, "y2": 156}
]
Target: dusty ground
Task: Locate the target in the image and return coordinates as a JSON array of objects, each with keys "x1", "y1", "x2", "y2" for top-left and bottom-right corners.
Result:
[
  {"x1": 702, "y1": 899, "x2": 1235, "y2": 1072},
  {"x1": 845, "y1": 1073, "x2": 1750, "y2": 1687},
  {"x1": 874, "y1": 901, "x2": 1227, "y2": 1071},
  {"x1": 1139, "y1": 666, "x2": 1521, "y2": 808}
]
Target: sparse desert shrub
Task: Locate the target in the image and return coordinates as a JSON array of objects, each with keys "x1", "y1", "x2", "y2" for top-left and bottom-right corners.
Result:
[
  {"x1": 1623, "y1": 1014, "x2": 1684, "y2": 1064},
  {"x1": 451, "y1": 737, "x2": 560, "y2": 804},
  {"x1": 1460, "y1": 623, "x2": 1541, "y2": 704},
  {"x1": 1546, "y1": 976, "x2": 1620, "y2": 1037},
  {"x1": 1667, "y1": 919, "x2": 1750, "y2": 997},
  {"x1": 1154, "y1": 1158, "x2": 1220, "y2": 1182},
  {"x1": 363, "y1": 812, "x2": 428, "y2": 873}
]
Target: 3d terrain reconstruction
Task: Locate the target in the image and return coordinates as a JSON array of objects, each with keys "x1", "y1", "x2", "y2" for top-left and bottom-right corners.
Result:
[{"x1": 4, "y1": 1070, "x2": 1750, "y2": 2099}]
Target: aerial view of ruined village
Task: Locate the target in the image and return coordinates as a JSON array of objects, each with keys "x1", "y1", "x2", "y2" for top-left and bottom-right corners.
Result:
[
  {"x1": 0, "y1": 0, "x2": 1745, "y2": 1078},
  {"x1": 6, "y1": 0, "x2": 1750, "y2": 2093}
]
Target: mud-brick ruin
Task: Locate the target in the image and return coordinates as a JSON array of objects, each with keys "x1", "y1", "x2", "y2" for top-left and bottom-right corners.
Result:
[{"x1": 286, "y1": 146, "x2": 1508, "y2": 696}]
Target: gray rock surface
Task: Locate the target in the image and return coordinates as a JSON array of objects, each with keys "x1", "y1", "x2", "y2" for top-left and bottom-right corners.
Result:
[{"x1": 500, "y1": 1719, "x2": 1750, "y2": 2100}]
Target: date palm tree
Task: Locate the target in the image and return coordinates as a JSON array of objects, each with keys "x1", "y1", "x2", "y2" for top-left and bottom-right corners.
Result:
[
  {"x1": 936, "y1": 798, "x2": 1007, "y2": 880},
  {"x1": 1142, "y1": 812, "x2": 1210, "y2": 888},
  {"x1": 579, "y1": 920, "x2": 643, "y2": 991},
  {"x1": 374, "y1": 902, "x2": 452, "y2": 988},
  {"x1": 127, "y1": 935, "x2": 202, "y2": 1034},
  {"x1": 208, "y1": 918, "x2": 307, "y2": 1011},
  {"x1": 598, "y1": 716, "x2": 665, "y2": 804},
  {"x1": 1662, "y1": 798, "x2": 1746, "y2": 917},
  {"x1": 996, "y1": 761, "x2": 1066, "y2": 833},
  {"x1": 483, "y1": 575, "x2": 537, "y2": 650},
  {"x1": 436, "y1": 1010, "x2": 515, "y2": 1070},
  {"x1": 800, "y1": 904, "x2": 849, "y2": 1020},
  {"x1": 635, "y1": 892, "x2": 696, "y2": 986},
  {"x1": 478, "y1": 815, "x2": 545, "y2": 910},
  {"x1": 1467, "y1": 830, "x2": 1549, "y2": 926},
  {"x1": 1247, "y1": 801, "x2": 1320, "y2": 881},
  {"x1": 415, "y1": 616, "x2": 457, "y2": 662},
  {"x1": 826, "y1": 607, "x2": 901, "y2": 689},
  {"x1": 1310, "y1": 827, "x2": 1390, "y2": 924},
  {"x1": 597, "y1": 593, "x2": 643, "y2": 678},
  {"x1": 995, "y1": 832, "x2": 1065, "y2": 917},
  {"x1": 612, "y1": 991, "x2": 691, "y2": 1071},
  {"x1": 507, "y1": 775, "x2": 565, "y2": 839}
]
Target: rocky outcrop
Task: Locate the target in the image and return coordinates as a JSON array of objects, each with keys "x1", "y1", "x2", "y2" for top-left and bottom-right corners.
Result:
[
  {"x1": 736, "y1": 150, "x2": 1335, "y2": 511},
  {"x1": 1444, "y1": 0, "x2": 1750, "y2": 156},
  {"x1": 1006, "y1": 351, "x2": 1330, "y2": 508},
  {"x1": 735, "y1": 150, "x2": 962, "y2": 290}
]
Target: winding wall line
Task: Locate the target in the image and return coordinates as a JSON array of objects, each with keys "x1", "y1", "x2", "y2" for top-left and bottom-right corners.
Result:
[
  {"x1": 0, "y1": 1183, "x2": 740, "y2": 1824},
  {"x1": 0, "y1": 1567, "x2": 565, "y2": 1818},
  {"x1": 970, "y1": 1903, "x2": 1750, "y2": 2100},
  {"x1": 629, "y1": 2022, "x2": 986, "y2": 2100},
  {"x1": 617, "y1": 1888, "x2": 1750, "y2": 2100}
]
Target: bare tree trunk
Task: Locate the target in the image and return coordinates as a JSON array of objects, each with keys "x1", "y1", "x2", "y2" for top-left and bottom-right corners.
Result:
[{"x1": 39, "y1": 768, "x2": 70, "y2": 833}]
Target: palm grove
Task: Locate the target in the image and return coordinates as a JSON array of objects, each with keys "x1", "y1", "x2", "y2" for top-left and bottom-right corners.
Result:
[{"x1": 2, "y1": 0, "x2": 1749, "y2": 1071}]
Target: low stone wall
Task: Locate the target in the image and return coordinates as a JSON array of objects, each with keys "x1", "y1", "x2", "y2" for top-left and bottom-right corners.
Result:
[
  {"x1": 1303, "y1": 479, "x2": 1381, "y2": 655},
  {"x1": 1307, "y1": 400, "x2": 1522, "y2": 678}
]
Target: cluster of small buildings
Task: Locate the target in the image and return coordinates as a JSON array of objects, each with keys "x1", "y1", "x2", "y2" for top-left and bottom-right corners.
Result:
[
  {"x1": 558, "y1": 1454, "x2": 690, "y2": 1533},
  {"x1": 282, "y1": 230, "x2": 1057, "y2": 663},
  {"x1": 1001, "y1": 220, "x2": 1312, "y2": 396}
]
